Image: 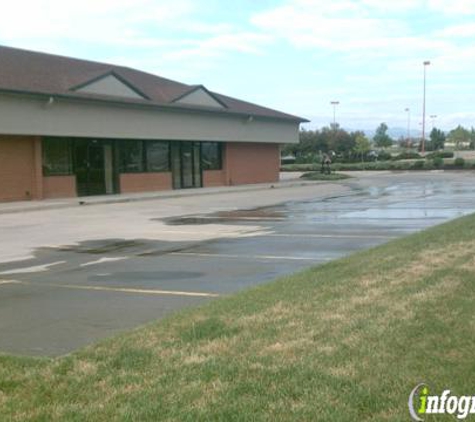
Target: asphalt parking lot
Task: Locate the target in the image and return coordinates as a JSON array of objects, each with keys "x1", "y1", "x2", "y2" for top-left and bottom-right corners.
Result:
[{"x1": 1, "y1": 171, "x2": 475, "y2": 356}]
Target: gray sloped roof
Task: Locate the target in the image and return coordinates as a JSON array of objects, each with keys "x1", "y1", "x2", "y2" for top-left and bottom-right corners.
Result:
[{"x1": 0, "y1": 45, "x2": 308, "y2": 123}]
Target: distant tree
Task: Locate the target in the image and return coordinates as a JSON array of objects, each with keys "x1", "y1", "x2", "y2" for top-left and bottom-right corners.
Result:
[
  {"x1": 282, "y1": 126, "x2": 367, "y2": 163},
  {"x1": 430, "y1": 128, "x2": 446, "y2": 150},
  {"x1": 280, "y1": 128, "x2": 330, "y2": 163},
  {"x1": 399, "y1": 135, "x2": 415, "y2": 149},
  {"x1": 373, "y1": 123, "x2": 393, "y2": 148},
  {"x1": 447, "y1": 125, "x2": 471, "y2": 150},
  {"x1": 326, "y1": 127, "x2": 355, "y2": 156},
  {"x1": 354, "y1": 134, "x2": 371, "y2": 162}
]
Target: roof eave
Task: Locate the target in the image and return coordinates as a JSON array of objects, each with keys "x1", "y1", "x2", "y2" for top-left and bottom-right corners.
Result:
[{"x1": 0, "y1": 88, "x2": 308, "y2": 123}]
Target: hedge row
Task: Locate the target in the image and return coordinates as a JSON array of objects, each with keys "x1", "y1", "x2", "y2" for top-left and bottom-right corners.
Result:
[{"x1": 282, "y1": 159, "x2": 473, "y2": 172}]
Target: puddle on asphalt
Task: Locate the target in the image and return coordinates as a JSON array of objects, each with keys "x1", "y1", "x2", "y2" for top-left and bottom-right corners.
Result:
[
  {"x1": 55, "y1": 239, "x2": 147, "y2": 254},
  {"x1": 163, "y1": 208, "x2": 286, "y2": 225},
  {"x1": 342, "y1": 208, "x2": 468, "y2": 220},
  {"x1": 0, "y1": 238, "x2": 210, "y2": 275},
  {"x1": 45, "y1": 239, "x2": 198, "y2": 256}
]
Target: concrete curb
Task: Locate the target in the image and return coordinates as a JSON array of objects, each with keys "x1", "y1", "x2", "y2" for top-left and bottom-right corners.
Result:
[{"x1": 0, "y1": 179, "x2": 338, "y2": 215}]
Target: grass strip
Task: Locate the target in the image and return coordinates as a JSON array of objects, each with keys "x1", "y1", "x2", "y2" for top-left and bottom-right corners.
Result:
[{"x1": 300, "y1": 172, "x2": 352, "y2": 181}]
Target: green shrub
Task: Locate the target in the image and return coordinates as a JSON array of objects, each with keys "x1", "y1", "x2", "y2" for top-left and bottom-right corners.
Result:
[
  {"x1": 432, "y1": 156, "x2": 444, "y2": 168},
  {"x1": 412, "y1": 160, "x2": 425, "y2": 169},
  {"x1": 377, "y1": 151, "x2": 392, "y2": 161},
  {"x1": 423, "y1": 160, "x2": 435, "y2": 170},
  {"x1": 394, "y1": 151, "x2": 422, "y2": 160},
  {"x1": 281, "y1": 164, "x2": 318, "y2": 172},
  {"x1": 281, "y1": 159, "x2": 474, "y2": 173},
  {"x1": 426, "y1": 151, "x2": 454, "y2": 159}
]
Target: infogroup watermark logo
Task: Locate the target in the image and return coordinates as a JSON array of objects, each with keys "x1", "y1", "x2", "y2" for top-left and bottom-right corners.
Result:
[{"x1": 409, "y1": 383, "x2": 475, "y2": 421}]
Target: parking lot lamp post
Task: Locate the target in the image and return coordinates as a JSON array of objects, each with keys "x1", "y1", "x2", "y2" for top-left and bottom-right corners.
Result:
[
  {"x1": 421, "y1": 60, "x2": 431, "y2": 154},
  {"x1": 405, "y1": 108, "x2": 411, "y2": 148},
  {"x1": 330, "y1": 101, "x2": 339, "y2": 128}
]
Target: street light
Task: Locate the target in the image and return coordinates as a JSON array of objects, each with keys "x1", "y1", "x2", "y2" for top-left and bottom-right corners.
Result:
[
  {"x1": 421, "y1": 60, "x2": 431, "y2": 154},
  {"x1": 330, "y1": 101, "x2": 339, "y2": 127},
  {"x1": 430, "y1": 114, "x2": 437, "y2": 130},
  {"x1": 405, "y1": 108, "x2": 411, "y2": 147}
]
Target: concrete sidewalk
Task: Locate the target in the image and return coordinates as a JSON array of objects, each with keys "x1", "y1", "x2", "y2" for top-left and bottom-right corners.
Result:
[{"x1": 0, "y1": 174, "x2": 315, "y2": 215}]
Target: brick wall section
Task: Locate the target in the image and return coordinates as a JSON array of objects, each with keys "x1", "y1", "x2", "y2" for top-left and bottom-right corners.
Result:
[
  {"x1": 0, "y1": 139, "x2": 281, "y2": 201},
  {"x1": 43, "y1": 176, "x2": 77, "y2": 198},
  {"x1": 202, "y1": 170, "x2": 226, "y2": 187},
  {"x1": 225, "y1": 142, "x2": 280, "y2": 185},
  {"x1": 32, "y1": 137, "x2": 43, "y2": 199},
  {"x1": 120, "y1": 172, "x2": 172, "y2": 193},
  {"x1": 0, "y1": 135, "x2": 39, "y2": 202}
]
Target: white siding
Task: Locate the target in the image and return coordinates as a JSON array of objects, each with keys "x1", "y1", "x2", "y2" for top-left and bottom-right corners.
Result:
[{"x1": 0, "y1": 94, "x2": 300, "y2": 144}]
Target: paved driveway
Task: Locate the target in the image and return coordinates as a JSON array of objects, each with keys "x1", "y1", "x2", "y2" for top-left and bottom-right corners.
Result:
[{"x1": 1, "y1": 171, "x2": 475, "y2": 356}]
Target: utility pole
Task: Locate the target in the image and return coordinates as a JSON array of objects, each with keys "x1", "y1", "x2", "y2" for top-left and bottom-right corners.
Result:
[
  {"x1": 421, "y1": 60, "x2": 431, "y2": 154},
  {"x1": 330, "y1": 101, "x2": 339, "y2": 128}
]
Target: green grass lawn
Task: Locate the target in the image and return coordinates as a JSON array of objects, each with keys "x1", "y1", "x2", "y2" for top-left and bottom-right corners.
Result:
[{"x1": 2, "y1": 214, "x2": 475, "y2": 421}]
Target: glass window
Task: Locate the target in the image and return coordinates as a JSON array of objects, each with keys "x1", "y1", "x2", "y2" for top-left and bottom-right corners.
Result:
[
  {"x1": 120, "y1": 140, "x2": 144, "y2": 173},
  {"x1": 201, "y1": 142, "x2": 222, "y2": 170},
  {"x1": 42, "y1": 138, "x2": 72, "y2": 176},
  {"x1": 146, "y1": 141, "x2": 170, "y2": 172}
]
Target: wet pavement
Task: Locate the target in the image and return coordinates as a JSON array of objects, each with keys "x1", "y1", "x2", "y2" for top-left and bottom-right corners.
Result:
[{"x1": 1, "y1": 171, "x2": 475, "y2": 356}]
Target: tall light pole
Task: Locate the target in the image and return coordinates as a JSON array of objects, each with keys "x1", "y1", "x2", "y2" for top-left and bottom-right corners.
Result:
[
  {"x1": 330, "y1": 101, "x2": 339, "y2": 127},
  {"x1": 421, "y1": 60, "x2": 431, "y2": 154},
  {"x1": 405, "y1": 107, "x2": 411, "y2": 147}
]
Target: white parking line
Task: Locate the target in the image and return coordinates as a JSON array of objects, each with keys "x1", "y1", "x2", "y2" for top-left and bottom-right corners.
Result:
[
  {"x1": 8, "y1": 280, "x2": 219, "y2": 298},
  {"x1": 170, "y1": 252, "x2": 330, "y2": 261},
  {"x1": 80, "y1": 257, "x2": 128, "y2": 267},
  {"x1": 0, "y1": 279, "x2": 21, "y2": 285},
  {"x1": 0, "y1": 261, "x2": 66, "y2": 275}
]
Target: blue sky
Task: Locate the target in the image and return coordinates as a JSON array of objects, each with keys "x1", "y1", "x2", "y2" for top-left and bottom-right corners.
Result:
[{"x1": 1, "y1": 0, "x2": 475, "y2": 133}]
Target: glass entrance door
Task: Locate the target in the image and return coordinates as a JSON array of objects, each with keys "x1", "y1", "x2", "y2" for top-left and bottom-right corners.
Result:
[
  {"x1": 181, "y1": 142, "x2": 194, "y2": 188},
  {"x1": 171, "y1": 142, "x2": 202, "y2": 189},
  {"x1": 74, "y1": 139, "x2": 115, "y2": 196}
]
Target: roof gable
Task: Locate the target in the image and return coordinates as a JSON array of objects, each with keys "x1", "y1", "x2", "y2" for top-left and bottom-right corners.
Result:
[
  {"x1": 172, "y1": 86, "x2": 227, "y2": 109},
  {"x1": 71, "y1": 72, "x2": 149, "y2": 100}
]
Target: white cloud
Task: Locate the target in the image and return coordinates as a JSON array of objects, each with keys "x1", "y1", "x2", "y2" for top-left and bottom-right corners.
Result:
[
  {"x1": 361, "y1": 0, "x2": 422, "y2": 12},
  {"x1": 0, "y1": 0, "x2": 195, "y2": 46},
  {"x1": 165, "y1": 32, "x2": 272, "y2": 61},
  {"x1": 251, "y1": 1, "x2": 408, "y2": 55},
  {"x1": 436, "y1": 23, "x2": 475, "y2": 38},
  {"x1": 250, "y1": 0, "x2": 475, "y2": 71},
  {"x1": 0, "y1": 0, "x2": 271, "y2": 69},
  {"x1": 428, "y1": 0, "x2": 475, "y2": 15}
]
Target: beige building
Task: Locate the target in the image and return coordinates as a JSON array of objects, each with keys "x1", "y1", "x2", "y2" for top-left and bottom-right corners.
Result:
[{"x1": 0, "y1": 46, "x2": 306, "y2": 202}]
